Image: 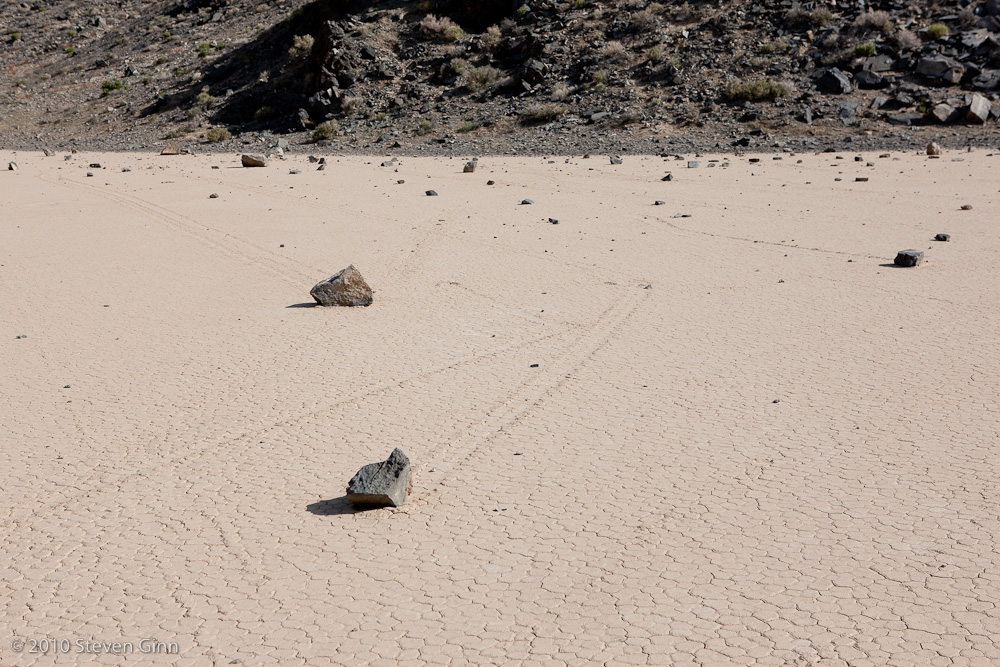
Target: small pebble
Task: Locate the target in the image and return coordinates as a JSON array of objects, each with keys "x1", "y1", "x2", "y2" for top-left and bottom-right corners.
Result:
[
  {"x1": 529, "y1": 363, "x2": 539, "y2": 368},
  {"x1": 960, "y1": 204, "x2": 972, "y2": 210},
  {"x1": 426, "y1": 190, "x2": 438, "y2": 196},
  {"x1": 487, "y1": 180, "x2": 495, "y2": 185},
  {"x1": 209, "y1": 193, "x2": 219, "y2": 198},
  {"x1": 521, "y1": 199, "x2": 534, "y2": 205}
]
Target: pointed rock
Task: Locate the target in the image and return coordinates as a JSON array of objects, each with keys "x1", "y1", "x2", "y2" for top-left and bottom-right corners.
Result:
[
  {"x1": 346, "y1": 448, "x2": 411, "y2": 508},
  {"x1": 894, "y1": 250, "x2": 923, "y2": 267},
  {"x1": 161, "y1": 144, "x2": 180, "y2": 155},
  {"x1": 310, "y1": 265, "x2": 373, "y2": 307}
]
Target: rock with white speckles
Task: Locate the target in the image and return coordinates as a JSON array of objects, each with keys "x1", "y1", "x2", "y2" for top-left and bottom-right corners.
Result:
[
  {"x1": 347, "y1": 448, "x2": 411, "y2": 508},
  {"x1": 311, "y1": 265, "x2": 373, "y2": 307}
]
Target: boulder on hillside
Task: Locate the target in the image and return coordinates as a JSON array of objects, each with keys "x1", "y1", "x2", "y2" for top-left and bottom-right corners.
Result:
[
  {"x1": 818, "y1": 68, "x2": 852, "y2": 94},
  {"x1": 310, "y1": 265, "x2": 373, "y2": 307},
  {"x1": 966, "y1": 93, "x2": 991, "y2": 124},
  {"x1": 916, "y1": 57, "x2": 965, "y2": 85},
  {"x1": 346, "y1": 448, "x2": 411, "y2": 508}
]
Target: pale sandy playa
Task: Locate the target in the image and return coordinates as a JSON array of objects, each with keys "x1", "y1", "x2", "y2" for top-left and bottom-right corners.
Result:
[{"x1": 2, "y1": 149, "x2": 999, "y2": 666}]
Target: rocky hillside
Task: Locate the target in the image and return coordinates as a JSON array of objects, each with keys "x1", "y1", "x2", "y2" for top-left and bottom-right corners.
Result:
[{"x1": 2, "y1": 0, "x2": 999, "y2": 153}]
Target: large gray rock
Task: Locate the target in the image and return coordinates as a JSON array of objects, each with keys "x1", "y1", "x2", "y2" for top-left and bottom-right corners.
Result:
[
  {"x1": 818, "y1": 68, "x2": 852, "y2": 94},
  {"x1": 927, "y1": 141, "x2": 942, "y2": 156},
  {"x1": 894, "y1": 250, "x2": 924, "y2": 267},
  {"x1": 966, "y1": 94, "x2": 991, "y2": 124},
  {"x1": 916, "y1": 57, "x2": 965, "y2": 85},
  {"x1": 241, "y1": 154, "x2": 267, "y2": 167},
  {"x1": 930, "y1": 103, "x2": 961, "y2": 124},
  {"x1": 346, "y1": 448, "x2": 411, "y2": 508},
  {"x1": 310, "y1": 264, "x2": 373, "y2": 307}
]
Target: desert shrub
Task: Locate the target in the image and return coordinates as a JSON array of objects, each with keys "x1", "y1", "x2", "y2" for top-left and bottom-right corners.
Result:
[
  {"x1": 630, "y1": 9, "x2": 659, "y2": 33},
  {"x1": 958, "y1": 7, "x2": 979, "y2": 29},
  {"x1": 101, "y1": 79, "x2": 125, "y2": 96},
  {"x1": 289, "y1": 34, "x2": 314, "y2": 59},
  {"x1": 520, "y1": 103, "x2": 567, "y2": 124},
  {"x1": 601, "y1": 41, "x2": 629, "y2": 63},
  {"x1": 174, "y1": 65, "x2": 189, "y2": 77},
  {"x1": 759, "y1": 41, "x2": 788, "y2": 54},
  {"x1": 591, "y1": 69, "x2": 607, "y2": 86},
  {"x1": 11, "y1": 31, "x2": 22, "y2": 41},
  {"x1": 420, "y1": 15, "x2": 465, "y2": 42},
  {"x1": 340, "y1": 96, "x2": 362, "y2": 115},
  {"x1": 450, "y1": 58, "x2": 471, "y2": 75},
  {"x1": 852, "y1": 10, "x2": 893, "y2": 34},
  {"x1": 724, "y1": 78, "x2": 787, "y2": 102},
  {"x1": 551, "y1": 82, "x2": 572, "y2": 100},
  {"x1": 893, "y1": 29, "x2": 920, "y2": 51},
  {"x1": 787, "y1": 4, "x2": 833, "y2": 28},
  {"x1": 66, "y1": 46, "x2": 75, "y2": 56},
  {"x1": 573, "y1": 0, "x2": 588, "y2": 7},
  {"x1": 646, "y1": 45, "x2": 664, "y2": 63},
  {"x1": 312, "y1": 119, "x2": 340, "y2": 140},
  {"x1": 458, "y1": 120, "x2": 477, "y2": 133},
  {"x1": 254, "y1": 105, "x2": 275, "y2": 121},
  {"x1": 467, "y1": 65, "x2": 502, "y2": 90},
  {"x1": 197, "y1": 42, "x2": 210, "y2": 57},
  {"x1": 155, "y1": 55, "x2": 168, "y2": 65},
  {"x1": 481, "y1": 24, "x2": 502, "y2": 49},
  {"x1": 205, "y1": 127, "x2": 231, "y2": 142},
  {"x1": 854, "y1": 43, "x2": 876, "y2": 57},
  {"x1": 416, "y1": 118, "x2": 434, "y2": 134},
  {"x1": 926, "y1": 23, "x2": 949, "y2": 39},
  {"x1": 516, "y1": 5, "x2": 529, "y2": 18},
  {"x1": 194, "y1": 89, "x2": 216, "y2": 108}
]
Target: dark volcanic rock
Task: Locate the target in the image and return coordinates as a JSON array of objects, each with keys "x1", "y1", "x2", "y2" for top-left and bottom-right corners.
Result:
[
  {"x1": 818, "y1": 68, "x2": 852, "y2": 94},
  {"x1": 894, "y1": 250, "x2": 924, "y2": 267},
  {"x1": 346, "y1": 448, "x2": 411, "y2": 508},
  {"x1": 310, "y1": 265, "x2": 373, "y2": 306},
  {"x1": 934, "y1": 233, "x2": 951, "y2": 242},
  {"x1": 916, "y1": 57, "x2": 965, "y2": 85}
]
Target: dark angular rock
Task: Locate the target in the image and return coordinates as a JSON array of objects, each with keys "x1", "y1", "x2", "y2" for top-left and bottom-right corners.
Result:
[
  {"x1": 346, "y1": 448, "x2": 411, "y2": 508},
  {"x1": 426, "y1": 190, "x2": 438, "y2": 196},
  {"x1": 929, "y1": 103, "x2": 961, "y2": 124},
  {"x1": 521, "y1": 199, "x2": 534, "y2": 205},
  {"x1": 967, "y1": 93, "x2": 991, "y2": 124},
  {"x1": 610, "y1": 155, "x2": 622, "y2": 165},
  {"x1": 241, "y1": 154, "x2": 267, "y2": 168},
  {"x1": 818, "y1": 68, "x2": 852, "y2": 94},
  {"x1": 863, "y1": 55, "x2": 895, "y2": 73},
  {"x1": 855, "y1": 70, "x2": 887, "y2": 89},
  {"x1": 7, "y1": 162, "x2": 16, "y2": 171},
  {"x1": 934, "y1": 233, "x2": 951, "y2": 242},
  {"x1": 916, "y1": 57, "x2": 965, "y2": 85},
  {"x1": 310, "y1": 265, "x2": 373, "y2": 307},
  {"x1": 894, "y1": 250, "x2": 924, "y2": 267},
  {"x1": 661, "y1": 173, "x2": 673, "y2": 181},
  {"x1": 463, "y1": 160, "x2": 477, "y2": 173}
]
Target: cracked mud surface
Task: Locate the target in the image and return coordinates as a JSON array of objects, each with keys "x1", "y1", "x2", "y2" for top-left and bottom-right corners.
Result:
[{"x1": 1, "y1": 149, "x2": 999, "y2": 666}]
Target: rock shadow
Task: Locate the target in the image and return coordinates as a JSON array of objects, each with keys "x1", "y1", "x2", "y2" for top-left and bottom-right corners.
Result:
[{"x1": 306, "y1": 496, "x2": 368, "y2": 516}]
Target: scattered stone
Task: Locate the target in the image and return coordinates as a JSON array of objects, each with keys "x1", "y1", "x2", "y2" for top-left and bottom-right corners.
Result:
[
  {"x1": 687, "y1": 161, "x2": 700, "y2": 168},
  {"x1": 86, "y1": 172, "x2": 94, "y2": 177},
  {"x1": 661, "y1": 173, "x2": 673, "y2": 181},
  {"x1": 425, "y1": 190, "x2": 437, "y2": 196},
  {"x1": 927, "y1": 142, "x2": 942, "y2": 156},
  {"x1": 772, "y1": 399, "x2": 781, "y2": 403},
  {"x1": 318, "y1": 157, "x2": 326, "y2": 165},
  {"x1": 89, "y1": 163, "x2": 101, "y2": 168},
  {"x1": 548, "y1": 218, "x2": 559, "y2": 224},
  {"x1": 514, "y1": 451, "x2": 523, "y2": 455},
  {"x1": 818, "y1": 68, "x2": 853, "y2": 94},
  {"x1": 15, "y1": 335, "x2": 27, "y2": 339},
  {"x1": 211, "y1": 165, "x2": 220, "y2": 170},
  {"x1": 916, "y1": 56, "x2": 965, "y2": 85},
  {"x1": 209, "y1": 193, "x2": 219, "y2": 198},
  {"x1": 7, "y1": 162, "x2": 17, "y2": 171},
  {"x1": 654, "y1": 200, "x2": 665, "y2": 205},
  {"x1": 894, "y1": 250, "x2": 923, "y2": 267},
  {"x1": 161, "y1": 144, "x2": 180, "y2": 155},
  {"x1": 346, "y1": 448, "x2": 411, "y2": 508},
  {"x1": 266, "y1": 147, "x2": 284, "y2": 160},
  {"x1": 960, "y1": 204, "x2": 973, "y2": 210},
  {"x1": 122, "y1": 168, "x2": 131, "y2": 172},
  {"x1": 317, "y1": 164, "x2": 326, "y2": 171},
  {"x1": 63, "y1": 385, "x2": 71, "y2": 389},
  {"x1": 42, "y1": 149, "x2": 54, "y2": 157},
  {"x1": 934, "y1": 233, "x2": 951, "y2": 242},
  {"x1": 529, "y1": 363, "x2": 539, "y2": 368},
  {"x1": 521, "y1": 199, "x2": 534, "y2": 205},
  {"x1": 486, "y1": 180, "x2": 495, "y2": 185},
  {"x1": 855, "y1": 177, "x2": 869, "y2": 182},
  {"x1": 308, "y1": 155, "x2": 319, "y2": 163},
  {"x1": 463, "y1": 159, "x2": 477, "y2": 173},
  {"x1": 241, "y1": 154, "x2": 267, "y2": 168},
  {"x1": 930, "y1": 103, "x2": 961, "y2": 125},
  {"x1": 967, "y1": 94, "x2": 991, "y2": 125},
  {"x1": 289, "y1": 169, "x2": 301, "y2": 174},
  {"x1": 311, "y1": 265, "x2": 373, "y2": 307},
  {"x1": 610, "y1": 155, "x2": 622, "y2": 165}
]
